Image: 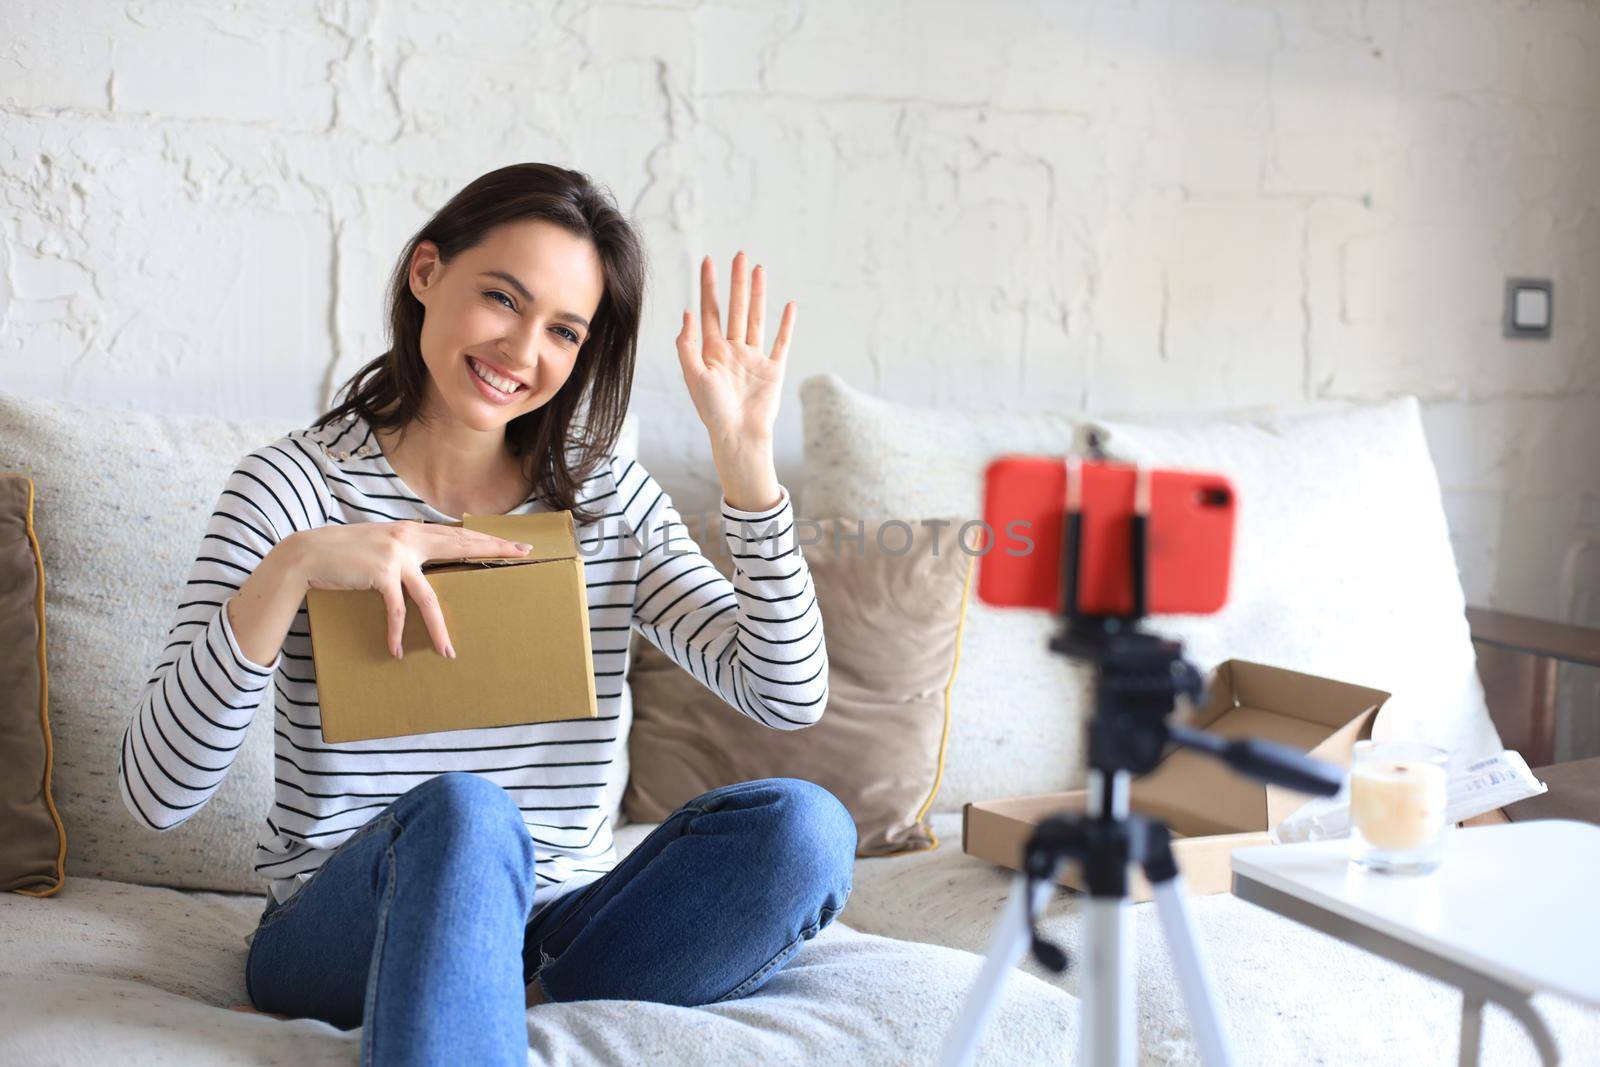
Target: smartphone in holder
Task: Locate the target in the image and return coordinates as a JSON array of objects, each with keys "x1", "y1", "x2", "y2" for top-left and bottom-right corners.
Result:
[{"x1": 977, "y1": 455, "x2": 1237, "y2": 617}]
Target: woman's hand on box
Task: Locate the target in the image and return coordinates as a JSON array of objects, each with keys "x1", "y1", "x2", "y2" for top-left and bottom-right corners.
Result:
[{"x1": 284, "y1": 523, "x2": 532, "y2": 660}]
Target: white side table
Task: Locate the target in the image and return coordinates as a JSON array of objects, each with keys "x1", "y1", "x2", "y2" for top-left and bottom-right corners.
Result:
[{"x1": 1230, "y1": 819, "x2": 1600, "y2": 1066}]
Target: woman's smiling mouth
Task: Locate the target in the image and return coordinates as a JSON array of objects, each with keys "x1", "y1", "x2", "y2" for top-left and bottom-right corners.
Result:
[{"x1": 466, "y1": 354, "x2": 527, "y2": 403}]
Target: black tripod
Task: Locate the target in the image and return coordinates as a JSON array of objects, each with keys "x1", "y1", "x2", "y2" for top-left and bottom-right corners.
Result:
[{"x1": 939, "y1": 456, "x2": 1345, "y2": 1067}]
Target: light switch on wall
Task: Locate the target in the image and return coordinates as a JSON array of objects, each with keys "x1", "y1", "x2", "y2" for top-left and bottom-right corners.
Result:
[{"x1": 1504, "y1": 278, "x2": 1554, "y2": 338}]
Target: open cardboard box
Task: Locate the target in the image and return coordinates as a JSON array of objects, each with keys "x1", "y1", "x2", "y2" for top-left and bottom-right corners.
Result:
[
  {"x1": 962, "y1": 659, "x2": 1391, "y2": 900},
  {"x1": 305, "y1": 510, "x2": 597, "y2": 743}
]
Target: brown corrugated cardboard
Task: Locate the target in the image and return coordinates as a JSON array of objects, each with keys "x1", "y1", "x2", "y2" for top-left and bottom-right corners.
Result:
[
  {"x1": 305, "y1": 510, "x2": 597, "y2": 743},
  {"x1": 962, "y1": 659, "x2": 1390, "y2": 899}
]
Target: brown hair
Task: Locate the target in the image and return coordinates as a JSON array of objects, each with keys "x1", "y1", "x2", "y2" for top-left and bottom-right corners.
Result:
[{"x1": 312, "y1": 163, "x2": 644, "y2": 526}]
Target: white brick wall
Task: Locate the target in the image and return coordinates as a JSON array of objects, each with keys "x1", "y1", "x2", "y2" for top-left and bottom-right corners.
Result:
[{"x1": 2, "y1": 0, "x2": 1597, "y2": 721}]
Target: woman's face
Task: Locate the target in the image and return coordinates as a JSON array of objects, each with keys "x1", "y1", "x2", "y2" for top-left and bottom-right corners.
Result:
[{"x1": 408, "y1": 219, "x2": 606, "y2": 431}]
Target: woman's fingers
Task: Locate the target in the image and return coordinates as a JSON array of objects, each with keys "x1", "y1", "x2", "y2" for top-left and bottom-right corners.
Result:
[
  {"x1": 481, "y1": 532, "x2": 531, "y2": 556},
  {"x1": 747, "y1": 263, "x2": 767, "y2": 350},
  {"x1": 417, "y1": 524, "x2": 529, "y2": 562},
  {"x1": 400, "y1": 563, "x2": 455, "y2": 659},
  {"x1": 699, "y1": 250, "x2": 773, "y2": 351},
  {"x1": 725, "y1": 251, "x2": 749, "y2": 342},
  {"x1": 449, "y1": 526, "x2": 530, "y2": 558},
  {"x1": 676, "y1": 308, "x2": 702, "y2": 380},
  {"x1": 772, "y1": 300, "x2": 797, "y2": 363},
  {"x1": 378, "y1": 529, "x2": 528, "y2": 661},
  {"x1": 379, "y1": 578, "x2": 409, "y2": 660},
  {"x1": 700, "y1": 255, "x2": 723, "y2": 342}
]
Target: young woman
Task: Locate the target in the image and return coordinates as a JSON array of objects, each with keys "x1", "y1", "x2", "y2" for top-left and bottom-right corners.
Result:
[{"x1": 117, "y1": 163, "x2": 853, "y2": 1065}]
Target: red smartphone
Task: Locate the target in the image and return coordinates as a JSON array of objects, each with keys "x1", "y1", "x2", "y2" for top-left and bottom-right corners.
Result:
[{"x1": 976, "y1": 455, "x2": 1237, "y2": 617}]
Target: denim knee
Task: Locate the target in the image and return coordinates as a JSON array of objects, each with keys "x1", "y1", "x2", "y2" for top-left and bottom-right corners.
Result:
[
  {"x1": 400, "y1": 771, "x2": 536, "y2": 870},
  {"x1": 763, "y1": 778, "x2": 857, "y2": 898}
]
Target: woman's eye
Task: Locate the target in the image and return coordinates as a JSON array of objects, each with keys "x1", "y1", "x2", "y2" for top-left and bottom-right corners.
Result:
[{"x1": 484, "y1": 290, "x2": 577, "y2": 344}]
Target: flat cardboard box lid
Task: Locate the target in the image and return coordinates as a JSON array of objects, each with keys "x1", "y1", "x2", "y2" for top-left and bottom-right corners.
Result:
[
  {"x1": 425, "y1": 510, "x2": 580, "y2": 569},
  {"x1": 306, "y1": 509, "x2": 597, "y2": 742},
  {"x1": 1129, "y1": 659, "x2": 1390, "y2": 836}
]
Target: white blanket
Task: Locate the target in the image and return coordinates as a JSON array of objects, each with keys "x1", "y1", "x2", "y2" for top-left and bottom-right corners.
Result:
[{"x1": 0, "y1": 874, "x2": 1077, "y2": 1067}]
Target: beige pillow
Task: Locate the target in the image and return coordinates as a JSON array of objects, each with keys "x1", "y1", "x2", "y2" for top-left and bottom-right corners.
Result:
[{"x1": 624, "y1": 516, "x2": 976, "y2": 854}]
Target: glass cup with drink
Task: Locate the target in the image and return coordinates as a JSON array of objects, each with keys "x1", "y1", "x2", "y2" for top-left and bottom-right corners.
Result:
[{"x1": 1348, "y1": 739, "x2": 1449, "y2": 874}]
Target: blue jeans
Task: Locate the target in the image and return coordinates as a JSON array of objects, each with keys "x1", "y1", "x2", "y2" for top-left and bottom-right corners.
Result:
[{"x1": 245, "y1": 771, "x2": 856, "y2": 1066}]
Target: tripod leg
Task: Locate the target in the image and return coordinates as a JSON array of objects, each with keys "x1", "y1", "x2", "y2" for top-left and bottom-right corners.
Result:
[
  {"x1": 937, "y1": 872, "x2": 1060, "y2": 1067},
  {"x1": 1081, "y1": 896, "x2": 1135, "y2": 1067},
  {"x1": 1151, "y1": 876, "x2": 1234, "y2": 1067}
]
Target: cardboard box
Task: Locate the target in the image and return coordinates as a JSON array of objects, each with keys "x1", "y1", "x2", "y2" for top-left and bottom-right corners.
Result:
[
  {"x1": 962, "y1": 659, "x2": 1390, "y2": 900},
  {"x1": 305, "y1": 510, "x2": 597, "y2": 743}
]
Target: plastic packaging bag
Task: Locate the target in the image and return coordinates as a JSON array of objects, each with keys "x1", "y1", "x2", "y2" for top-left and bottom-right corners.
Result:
[{"x1": 1272, "y1": 750, "x2": 1547, "y2": 844}]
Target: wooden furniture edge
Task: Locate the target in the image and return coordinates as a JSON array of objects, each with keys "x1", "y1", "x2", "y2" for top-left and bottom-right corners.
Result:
[
  {"x1": 1466, "y1": 606, "x2": 1600, "y2": 669},
  {"x1": 1460, "y1": 809, "x2": 1511, "y2": 828}
]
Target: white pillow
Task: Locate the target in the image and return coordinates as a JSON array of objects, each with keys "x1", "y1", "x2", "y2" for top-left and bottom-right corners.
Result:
[
  {"x1": 800, "y1": 373, "x2": 1098, "y2": 811},
  {"x1": 799, "y1": 375, "x2": 1501, "y2": 815},
  {"x1": 0, "y1": 388, "x2": 636, "y2": 892},
  {"x1": 1089, "y1": 396, "x2": 1502, "y2": 770}
]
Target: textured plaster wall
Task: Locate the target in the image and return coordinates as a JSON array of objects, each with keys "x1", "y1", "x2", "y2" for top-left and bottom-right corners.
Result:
[{"x1": 3, "y1": 1, "x2": 1598, "y2": 748}]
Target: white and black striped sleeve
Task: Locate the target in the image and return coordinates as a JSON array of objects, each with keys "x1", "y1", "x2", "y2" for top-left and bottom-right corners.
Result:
[
  {"x1": 616, "y1": 457, "x2": 829, "y2": 731},
  {"x1": 118, "y1": 443, "x2": 315, "y2": 831}
]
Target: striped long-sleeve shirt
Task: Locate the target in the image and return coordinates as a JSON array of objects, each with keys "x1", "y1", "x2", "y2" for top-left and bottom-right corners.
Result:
[{"x1": 117, "y1": 410, "x2": 828, "y2": 917}]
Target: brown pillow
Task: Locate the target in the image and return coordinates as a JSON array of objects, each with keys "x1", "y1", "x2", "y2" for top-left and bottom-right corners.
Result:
[
  {"x1": 625, "y1": 515, "x2": 976, "y2": 855},
  {"x1": 0, "y1": 473, "x2": 66, "y2": 896}
]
